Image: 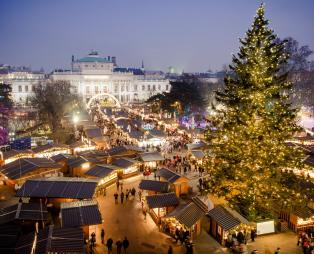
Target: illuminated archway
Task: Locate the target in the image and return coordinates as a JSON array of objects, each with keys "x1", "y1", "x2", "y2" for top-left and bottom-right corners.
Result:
[{"x1": 86, "y1": 93, "x2": 121, "y2": 109}]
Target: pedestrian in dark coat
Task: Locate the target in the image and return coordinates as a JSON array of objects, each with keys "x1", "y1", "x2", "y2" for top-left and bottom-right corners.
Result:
[
  {"x1": 106, "y1": 238, "x2": 113, "y2": 254},
  {"x1": 116, "y1": 239, "x2": 122, "y2": 254},
  {"x1": 167, "y1": 245, "x2": 173, "y2": 254},
  {"x1": 251, "y1": 229, "x2": 256, "y2": 242},
  {"x1": 120, "y1": 191, "x2": 124, "y2": 204},
  {"x1": 101, "y1": 229, "x2": 105, "y2": 244},
  {"x1": 122, "y1": 237, "x2": 129, "y2": 254},
  {"x1": 114, "y1": 193, "x2": 119, "y2": 204}
]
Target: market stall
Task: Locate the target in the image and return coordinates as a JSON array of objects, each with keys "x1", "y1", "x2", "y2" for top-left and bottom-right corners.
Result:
[
  {"x1": 139, "y1": 152, "x2": 164, "y2": 168},
  {"x1": 112, "y1": 157, "x2": 139, "y2": 177},
  {"x1": 146, "y1": 192, "x2": 179, "y2": 224}
]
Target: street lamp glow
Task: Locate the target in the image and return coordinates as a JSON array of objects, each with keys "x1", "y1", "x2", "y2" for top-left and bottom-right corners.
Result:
[{"x1": 73, "y1": 115, "x2": 79, "y2": 124}]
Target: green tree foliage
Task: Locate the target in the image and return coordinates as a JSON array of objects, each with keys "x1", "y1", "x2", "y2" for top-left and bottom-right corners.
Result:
[
  {"x1": 206, "y1": 5, "x2": 309, "y2": 221},
  {"x1": 0, "y1": 83, "x2": 13, "y2": 145},
  {"x1": 147, "y1": 75, "x2": 208, "y2": 114},
  {"x1": 31, "y1": 80, "x2": 82, "y2": 134}
]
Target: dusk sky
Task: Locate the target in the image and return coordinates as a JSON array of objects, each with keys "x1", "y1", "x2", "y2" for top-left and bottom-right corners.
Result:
[{"x1": 1, "y1": 0, "x2": 313, "y2": 73}]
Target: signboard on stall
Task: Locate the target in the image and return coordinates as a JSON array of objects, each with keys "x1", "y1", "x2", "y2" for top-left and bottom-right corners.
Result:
[
  {"x1": 256, "y1": 219, "x2": 275, "y2": 235},
  {"x1": 142, "y1": 123, "x2": 155, "y2": 130}
]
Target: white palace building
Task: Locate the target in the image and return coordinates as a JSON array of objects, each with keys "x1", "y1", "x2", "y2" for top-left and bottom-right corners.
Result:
[
  {"x1": 0, "y1": 51, "x2": 170, "y2": 106},
  {"x1": 52, "y1": 51, "x2": 170, "y2": 104}
]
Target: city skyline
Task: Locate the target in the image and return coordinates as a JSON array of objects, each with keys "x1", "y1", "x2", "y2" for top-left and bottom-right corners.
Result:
[{"x1": 1, "y1": 0, "x2": 314, "y2": 72}]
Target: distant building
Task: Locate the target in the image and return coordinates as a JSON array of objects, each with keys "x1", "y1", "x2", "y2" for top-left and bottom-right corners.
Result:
[
  {"x1": 0, "y1": 66, "x2": 45, "y2": 105},
  {"x1": 51, "y1": 51, "x2": 170, "y2": 104}
]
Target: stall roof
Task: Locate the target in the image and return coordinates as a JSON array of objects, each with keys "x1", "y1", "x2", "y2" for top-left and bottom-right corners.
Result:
[
  {"x1": 31, "y1": 143, "x2": 69, "y2": 153},
  {"x1": 146, "y1": 192, "x2": 179, "y2": 209},
  {"x1": 85, "y1": 164, "x2": 118, "y2": 178},
  {"x1": 0, "y1": 158, "x2": 61, "y2": 180},
  {"x1": 112, "y1": 157, "x2": 139, "y2": 169},
  {"x1": 186, "y1": 141, "x2": 207, "y2": 150},
  {"x1": 51, "y1": 153, "x2": 71, "y2": 162},
  {"x1": 61, "y1": 200, "x2": 102, "y2": 227},
  {"x1": 0, "y1": 202, "x2": 48, "y2": 225},
  {"x1": 16, "y1": 177, "x2": 98, "y2": 199},
  {"x1": 292, "y1": 206, "x2": 314, "y2": 219},
  {"x1": 304, "y1": 155, "x2": 314, "y2": 167},
  {"x1": 207, "y1": 205, "x2": 249, "y2": 230},
  {"x1": 191, "y1": 150, "x2": 205, "y2": 159},
  {"x1": 166, "y1": 202, "x2": 205, "y2": 228},
  {"x1": 192, "y1": 196, "x2": 209, "y2": 213},
  {"x1": 67, "y1": 156, "x2": 100, "y2": 168},
  {"x1": 85, "y1": 127, "x2": 103, "y2": 139},
  {"x1": 15, "y1": 225, "x2": 85, "y2": 254},
  {"x1": 1, "y1": 149, "x2": 33, "y2": 160},
  {"x1": 140, "y1": 152, "x2": 164, "y2": 162},
  {"x1": 139, "y1": 180, "x2": 169, "y2": 193},
  {"x1": 69, "y1": 140, "x2": 88, "y2": 148},
  {"x1": 157, "y1": 168, "x2": 184, "y2": 183},
  {"x1": 0, "y1": 225, "x2": 22, "y2": 254},
  {"x1": 105, "y1": 145, "x2": 143, "y2": 156},
  {"x1": 148, "y1": 129, "x2": 166, "y2": 138}
]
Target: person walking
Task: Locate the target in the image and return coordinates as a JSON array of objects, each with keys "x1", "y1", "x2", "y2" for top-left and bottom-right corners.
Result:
[
  {"x1": 251, "y1": 229, "x2": 256, "y2": 242},
  {"x1": 114, "y1": 192, "x2": 119, "y2": 204},
  {"x1": 125, "y1": 189, "x2": 129, "y2": 201},
  {"x1": 122, "y1": 237, "x2": 129, "y2": 254},
  {"x1": 120, "y1": 191, "x2": 125, "y2": 204},
  {"x1": 101, "y1": 229, "x2": 105, "y2": 244},
  {"x1": 106, "y1": 238, "x2": 113, "y2": 254},
  {"x1": 143, "y1": 208, "x2": 147, "y2": 220},
  {"x1": 138, "y1": 190, "x2": 142, "y2": 202},
  {"x1": 274, "y1": 247, "x2": 281, "y2": 254},
  {"x1": 116, "y1": 239, "x2": 122, "y2": 254},
  {"x1": 167, "y1": 245, "x2": 173, "y2": 254}
]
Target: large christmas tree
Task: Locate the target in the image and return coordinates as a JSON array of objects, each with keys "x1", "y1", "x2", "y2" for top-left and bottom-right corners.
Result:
[{"x1": 206, "y1": 5, "x2": 308, "y2": 221}]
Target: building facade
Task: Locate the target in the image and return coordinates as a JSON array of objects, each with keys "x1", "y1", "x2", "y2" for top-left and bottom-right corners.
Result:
[
  {"x1": 52, "y1": 51, "x2": 170, "y2": 104},
  {"x1": 0, "y1": 66, "x2": 45, "y2": 106}
]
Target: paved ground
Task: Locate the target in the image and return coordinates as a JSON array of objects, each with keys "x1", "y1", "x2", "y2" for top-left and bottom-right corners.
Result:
[{"x1": 87, "y1": 173, "x2": 303, "y2": 254}]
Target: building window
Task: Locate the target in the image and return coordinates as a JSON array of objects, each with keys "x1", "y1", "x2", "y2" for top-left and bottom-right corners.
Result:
[
  {"x1": 148, "y1": 85, "x2": 151, "y2": 91},
  {"x1": 95, "y1": 86, "x2": 99, "y2": 93},
  {"x1": 86, "y1": 86, "x2": 90, "y2": 94},
  {"x1": 73, "y1": 86, "x2": 78, "y2": 93},
  {"x1": 85, "y1": 64, "x2": 88, "y2": 68},
  {"x1": 142, "y1": 85, "x2": 145, "y2": 91},
  {"x1": 153, "y1": 85, "x2": 156, "y2": 91},
  {"x1": 32, "y1": 85, "x2": 35, "y2": 92},
  {"x1": 126, "y1": 85, "x2": 129, "y2": 92},
  {"x1": 134, "y1": 85, "x2": 137, "y2": 91},
  {"x1": 18, "y1": 85, "x2": 22, "y2": 92},
  {"x1": 166, "y1": 85, "x2": 169, "y2": 90},
  {"x1": 114, "y1": 85, "x2": 118, "y2": 93},
  {"x1": 25, "y1": 85, "x2": 28, "y2": 92},
  {"x1": 121, "y1": 84, "x2": 125, "y2": 92},
  {"x1": 126, "y1": 94, "x2": 130, "y2": 102},
  {"x1": 158, "y1": 85, "x2": 161, "y2": 90},
  {"x1": 103, "y1": 86, "x2": 107, "y2": 93}
]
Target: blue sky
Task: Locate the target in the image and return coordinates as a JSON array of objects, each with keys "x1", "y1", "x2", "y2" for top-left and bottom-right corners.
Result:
[{"x1": 0, "y1": 0, "x2": 313, "y2": 72}]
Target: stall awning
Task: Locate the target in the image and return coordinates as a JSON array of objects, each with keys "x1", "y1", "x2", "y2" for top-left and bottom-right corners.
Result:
[
  {"x1": 140, "y1": 152, "x2": 164, "y2": 162},
  {"x1": 165, "y1": 202, "x2": 205, "y2": 228},
  {"x1": 51, "y1": 153, "x2": 71, "y2": 162},
  {"x1": 292, "y1": 206, "x2": 314, "y2": 220},
  {"x1": 61, "y1": 200, "x2": 102, "y2": 227},
  {"x1": 304, "y1": 155, "x2": 314, "y2": 167},
  {"x1": 207, "y1": 205, "x2": 246, "y2": 231},
  {"x1": 15, "y1": 225, "x2": 85, "y2": 254},
  {"x1": 0, "y1": 158, "x2": 61, "y2": 180},
  {"x1": 0, "y1": 203, "x2": 48, "y2": 225},
  {"x1": 85, "y1": 164, "x2": 118, "y2": 178},
  {"x1": 16, "y1": 177, "x2": 98, "y2": 199},
  {"x1": 139, "y1": 180, "x2": 169, "y2": 193},
  {"x1": 146, "y1": 192, "x2": 179, "y2": 209},
  {"x1": 112, "y1": 157, "x2": 139, "y2": 169},
  {"x1": 187, "y1": 141, "x2": 207, "y2": 150},
  {"x1": 157, "y1": 168, "x2": 182, "y2": 183},
  {"x1": 31, "y1": 143, "x2": 69, "y2": 153},
  {"x1": 85, "y1": 127, "x2": 103, "y2": 139},
  {"x1": 191, "y1": 150, "x2": 205, "y2": 159}
]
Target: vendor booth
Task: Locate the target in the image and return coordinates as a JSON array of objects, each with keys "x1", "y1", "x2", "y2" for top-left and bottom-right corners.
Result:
[
  {"x1": 140, "y1": 152, "x2": 164, "y2": 168},
  {"x1": 157, "y1": 168, "x2": 190, "y2": 197},
  {"x1": 112, "y1": 157, "x2": 139, "y2": 177},
  {"x1": 146, "y1": 192, "x2": 179, "y2": 224},
  {"x1": 139, "y1": 179, "x2": 169, "y2": 195},
  {"x1": 162, "y1": 198, "x2": 207, "y2": 240},
  {"x1": 85, "y1": 164, "x2": 119, "y2": 188},
  {"x1": 206, "y1": 205, "x2": 253, "y2": 247}
]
